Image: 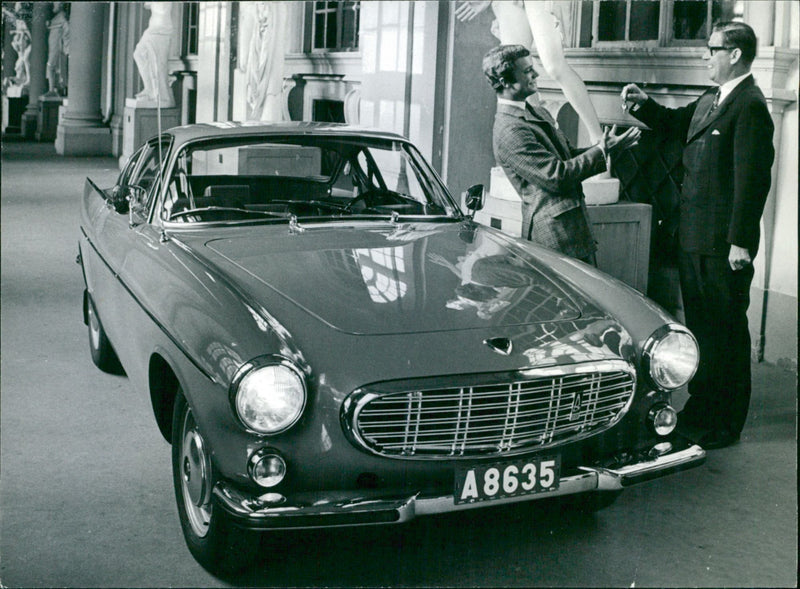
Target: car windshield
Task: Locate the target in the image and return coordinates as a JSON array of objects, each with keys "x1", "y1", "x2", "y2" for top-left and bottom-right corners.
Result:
[{"x1": 160, "y1": 135, "x2": 460, "y2": 224}]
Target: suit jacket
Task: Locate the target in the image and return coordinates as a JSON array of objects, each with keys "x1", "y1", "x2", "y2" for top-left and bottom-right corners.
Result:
[
  {"x1": 632, "y1": 75, "x2": 774, "y2": 257},
  {"x1": 492, "y1": 102, "x2": 606, "y2": 260}
]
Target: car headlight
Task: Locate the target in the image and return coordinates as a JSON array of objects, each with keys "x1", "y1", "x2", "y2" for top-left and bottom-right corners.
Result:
[
  {"x1": 642, "y1": 324, "x2": 699, "y2": 391},
  {"x1": 230, "y1": 357, "x2": 306, "y2": 434}
]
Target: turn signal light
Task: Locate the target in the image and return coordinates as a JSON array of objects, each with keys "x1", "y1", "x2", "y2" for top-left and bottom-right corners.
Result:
[
  {"x1": 649, "y1": 404, "x2": 677, "y2": 436},
  {"x1": 248, "y1": 449, "x2": 287, "y2": 488}
]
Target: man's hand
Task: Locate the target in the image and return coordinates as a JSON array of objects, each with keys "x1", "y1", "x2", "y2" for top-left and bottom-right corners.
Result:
[
  {"x1": 602, "y1": 124, "x2": 641, "y2": 155},
  {"x1": 621, "y1": 83, "x2": 648, "y2": 111},
  {"x1": 455, "y1": 1, "x2": 492, "y2": 22},
  {"x1": 729, "y1": 245, "x2": 751, "y2": 271}
]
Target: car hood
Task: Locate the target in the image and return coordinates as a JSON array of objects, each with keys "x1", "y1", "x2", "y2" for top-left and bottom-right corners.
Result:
[{"x1": 193, "y1": 222, "x2": 591, "y2": 336}]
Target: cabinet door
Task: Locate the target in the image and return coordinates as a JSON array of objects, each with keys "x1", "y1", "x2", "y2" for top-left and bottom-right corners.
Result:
[{"x1": 587, "y1": 203, "x2": 652, "y2": 293}]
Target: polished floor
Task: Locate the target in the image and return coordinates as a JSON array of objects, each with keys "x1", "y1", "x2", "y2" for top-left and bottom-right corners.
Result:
[{"x1": 1, "y1": 139, "x2": 796, "y2": 588}]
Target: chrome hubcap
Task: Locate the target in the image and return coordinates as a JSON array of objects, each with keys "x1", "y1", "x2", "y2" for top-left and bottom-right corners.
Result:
[{"x1": 180, "y1": 409, "x2": 212, "y2": 537}]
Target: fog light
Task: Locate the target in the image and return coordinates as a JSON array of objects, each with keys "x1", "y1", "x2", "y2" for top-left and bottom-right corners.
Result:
[
  {"x1": 248, "y1": 449, "x2": 286, "y2": 488},
  {"x1": 649, "y1": 404, "x2": 677, "y2": 436}
]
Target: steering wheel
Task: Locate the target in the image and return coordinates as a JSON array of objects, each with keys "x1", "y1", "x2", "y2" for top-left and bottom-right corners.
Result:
[{"x1": 344, "y1": 189, "x2": 391, "y2": 212}]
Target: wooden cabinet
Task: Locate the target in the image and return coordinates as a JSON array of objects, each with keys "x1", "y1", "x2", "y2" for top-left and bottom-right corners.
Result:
[
  {"x1": 586, "y1": 203, "x2": 651, "y2": 293},
  {"x1": 475, "y1": 198, "x2": 652, "y2": 293}
]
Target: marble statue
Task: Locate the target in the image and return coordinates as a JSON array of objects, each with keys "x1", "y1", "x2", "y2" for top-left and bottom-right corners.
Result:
[
  {"x1": 133, "y1": 2, "x2": 175, "y2": 108},
  {"x1": 9, "y1": 19, "x2": 31, "y2": 95},
  {"x1": 237, "y1": 1, "x2": 287, "y2": 121},
  {"x1": 45, "y1": 2, "x2": 69, "y2": 96},
  {"x1": 456, "y1": 0, "x2": 603, "y2": 143}
]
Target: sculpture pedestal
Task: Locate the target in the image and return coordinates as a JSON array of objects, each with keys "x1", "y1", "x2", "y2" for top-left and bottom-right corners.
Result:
[
  {"x1": 120, "y1": 99, "x2": 180, "y2": 168},
  {"x1": 582, "y1": 174, "x2": 620, "y2": 205},
  {"x1": 2, "y1": 95, "x2": 29, "y2": 134},
  {"x1": 36, "y1": 95, "x2": 64, "y2": 141}
]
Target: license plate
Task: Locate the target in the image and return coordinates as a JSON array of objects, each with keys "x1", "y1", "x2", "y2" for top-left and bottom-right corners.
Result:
[{"x1": 454, "y1": 456, "x2": 561, "y2": 505}]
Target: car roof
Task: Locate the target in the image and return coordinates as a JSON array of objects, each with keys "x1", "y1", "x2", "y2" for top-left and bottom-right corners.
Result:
[{"x1": 163, "y1": 121, "x2": 409, "y2": 150}]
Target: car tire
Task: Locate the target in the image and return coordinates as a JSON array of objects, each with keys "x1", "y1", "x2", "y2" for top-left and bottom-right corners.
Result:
[
  {"x1": 86, "y1": 295, "x2": 124, "y2": 375},
  {"x1": 171, "y1": 389, "x2": 260, "y2": 575}
]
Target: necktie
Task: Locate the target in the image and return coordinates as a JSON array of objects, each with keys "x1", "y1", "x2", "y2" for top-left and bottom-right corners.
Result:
[{"x1": 710, "y1": 87, "x2": 721, "y2": 113}]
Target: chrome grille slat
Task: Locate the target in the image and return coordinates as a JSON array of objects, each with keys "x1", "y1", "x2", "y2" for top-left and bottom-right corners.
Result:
[
  {"x1": 357, "y1": 393, "x2": 630, "y2": 426},
  {"x1": 352, "y1": 367, "x2": 635, "y2": 458}
]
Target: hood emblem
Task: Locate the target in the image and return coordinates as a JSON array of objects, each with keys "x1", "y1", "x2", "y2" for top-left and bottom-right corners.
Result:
[{"x1": 484, "y1": 337, "x2": 513, "y2": 356}]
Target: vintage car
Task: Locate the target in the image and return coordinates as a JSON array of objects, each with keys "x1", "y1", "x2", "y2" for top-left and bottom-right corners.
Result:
[{"x1": 79, "y1": 122, "x2": 705, "y2": 574}]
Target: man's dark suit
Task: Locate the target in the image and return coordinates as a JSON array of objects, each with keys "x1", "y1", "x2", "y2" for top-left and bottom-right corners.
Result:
[
  {"x1": 632, "y1": 75, "x2": 775, "y2": 436},
  {"x1": 493, "y1": 102, "x2": 606, "y2": 262}
]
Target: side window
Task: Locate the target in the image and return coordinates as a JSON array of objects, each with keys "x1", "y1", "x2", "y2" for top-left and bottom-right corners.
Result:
[
  {"x1": 129, "y1": 140, "x2": 171, "y2": 209},
  {"x1": 117, "y1": 146, "x2": 147, "y2": 187}
]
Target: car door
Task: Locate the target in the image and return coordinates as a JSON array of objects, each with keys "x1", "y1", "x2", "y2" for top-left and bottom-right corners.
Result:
[
  {"x1": 81, "y1": 144, "x2": 149, "y2": 347},
  {"x1": 88, "y1": 138, "x2": 172, "y2": 375}
]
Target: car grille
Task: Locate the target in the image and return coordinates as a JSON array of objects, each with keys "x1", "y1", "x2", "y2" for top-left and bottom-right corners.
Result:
[{"x1": 348, "y1": 364, "x2": 636, "y2": 459}]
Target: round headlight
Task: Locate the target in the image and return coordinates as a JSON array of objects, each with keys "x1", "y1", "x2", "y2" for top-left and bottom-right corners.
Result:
[
  {"x1": 643, "y1": 325, "x2": 699, "y2": 391},
  {"x1": 233, "y1": 360, "x2": 306, "y2": 434}
]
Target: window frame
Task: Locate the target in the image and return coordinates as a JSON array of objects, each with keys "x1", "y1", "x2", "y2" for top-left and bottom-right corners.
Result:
[
  {"x1": 303, "y1": 1, "x2": 361, "y2": 54},
  {"x1": 588, "y1": 0, "x2": 733, "y2": 49},
  {"x1": 180, "y1": 2, "x2": 200, "y2": 57}
]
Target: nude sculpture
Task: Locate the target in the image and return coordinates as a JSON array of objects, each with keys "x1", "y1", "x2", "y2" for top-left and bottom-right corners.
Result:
[
  {"x1": 237, "y1": 1, "x2": 288, "y2": 121},
  {"x1": 10, "y1": 21, "x2": 31, "y2": 93},
  {"x1": 133, "y1": 2, "x2": 175, "y2": 108},
  {"x1": 456, "y1": 0, "x2": 603, "y2": 143},
  {"x1": 45, "y1": 2, "x2": 69, "y2": 96}
]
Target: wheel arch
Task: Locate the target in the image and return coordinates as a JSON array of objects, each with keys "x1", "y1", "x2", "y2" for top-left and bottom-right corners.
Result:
[{"x1": 149, "y1": 353, "x2": 181, "y2": 442}]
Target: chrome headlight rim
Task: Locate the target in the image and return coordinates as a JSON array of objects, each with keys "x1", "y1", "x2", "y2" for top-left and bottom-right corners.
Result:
[
  {"x1": 228, "y1": 355, "x2": 307, "y2": 435},
  {"x1": 642, "y1": 324, "x2": 699, "y2": 391}
]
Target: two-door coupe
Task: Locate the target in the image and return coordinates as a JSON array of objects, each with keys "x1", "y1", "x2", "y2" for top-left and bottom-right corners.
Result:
[{"x1": 79, "y1": 122, "x2": 705, "y2": 574}]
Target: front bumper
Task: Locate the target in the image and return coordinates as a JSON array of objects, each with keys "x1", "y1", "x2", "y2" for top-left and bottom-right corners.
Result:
[{"x1": 215, "y1": 440, "x2": 705, "y2": 531}]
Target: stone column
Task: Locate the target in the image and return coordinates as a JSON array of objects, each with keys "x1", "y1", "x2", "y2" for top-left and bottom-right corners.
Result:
[
  {"x1": 55, "y1": 2, "x2": 111, "y2": 155},
  {"x1": 21, "y1": 2, "x2": 49, "y2": 139}
]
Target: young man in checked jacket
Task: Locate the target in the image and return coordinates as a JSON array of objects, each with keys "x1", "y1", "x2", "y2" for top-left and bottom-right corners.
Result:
[{"x1": 482, "y1": 44, "x2": 640, "y2": 264}]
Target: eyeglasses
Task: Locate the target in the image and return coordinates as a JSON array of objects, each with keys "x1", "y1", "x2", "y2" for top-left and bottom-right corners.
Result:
[{"x1": 706, "y1": 45, "x2": 736, "y2": 55}]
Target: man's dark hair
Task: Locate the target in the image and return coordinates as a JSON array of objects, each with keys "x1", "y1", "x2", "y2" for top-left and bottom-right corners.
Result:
[
  {"x1": 482, "y1": 44, "x2": 530, "y2": 92},
  {"x1": 714, "y1": 21, "x2": 757, "y2": 65}
]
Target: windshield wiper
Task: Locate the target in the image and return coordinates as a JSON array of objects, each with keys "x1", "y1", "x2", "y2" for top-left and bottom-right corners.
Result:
[{"x1": 168, "y1": 206, "x2": 290, "y2": 221}]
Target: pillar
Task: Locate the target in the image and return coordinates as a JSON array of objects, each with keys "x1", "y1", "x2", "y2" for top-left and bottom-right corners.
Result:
[
  {"x1": 744, "y1": 1, "x2": 775, "y2": 47},
  {"x1": 55, "y1": 2, "x2": 111, "y2": 155},
  {"x1": 195, "y1": 2, "x2": 233, "y2": 123},
  {"x1": 21, "y1": 2, "x2": 49, "y2": 139}
]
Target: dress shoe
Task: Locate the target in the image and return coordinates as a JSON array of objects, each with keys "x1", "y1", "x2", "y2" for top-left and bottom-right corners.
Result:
[{"x1": 697, "y1": 429, "x2": 741, "y2": 450}]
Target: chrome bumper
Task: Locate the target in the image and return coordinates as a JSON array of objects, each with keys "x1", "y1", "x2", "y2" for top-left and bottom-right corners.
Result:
[{"x1": 215, "y1": 442, "x2": 706, "y2": 530}]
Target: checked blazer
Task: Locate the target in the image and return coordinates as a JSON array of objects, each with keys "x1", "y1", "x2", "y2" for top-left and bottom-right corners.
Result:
[
  {"x1": 631, "y1": 75, "x2": 774, "y2": 257},
  {"x1": 492, "y1": 102, "x2": 606, "y2": 261}
]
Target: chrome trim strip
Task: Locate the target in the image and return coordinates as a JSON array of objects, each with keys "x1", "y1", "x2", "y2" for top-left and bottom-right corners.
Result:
[{"x1": 213, "y1": 443, "x2": 706, "y2": 529}]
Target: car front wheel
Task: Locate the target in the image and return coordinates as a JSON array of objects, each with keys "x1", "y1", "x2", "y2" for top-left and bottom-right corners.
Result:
[{"x1": 171, "y1": 388, "x2": 260, "y2": 575}]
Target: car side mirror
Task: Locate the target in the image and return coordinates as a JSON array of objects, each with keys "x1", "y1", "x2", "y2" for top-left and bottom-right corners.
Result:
[
  {"x1": 107, "y1": 185, "x2": 131, "y2": 214},
  {"x1": 126, "y1": 185, "x2": 148, "y2": 227},
  {"x1": 462, "y1": 184, "x2": 485, "y2": 219}
]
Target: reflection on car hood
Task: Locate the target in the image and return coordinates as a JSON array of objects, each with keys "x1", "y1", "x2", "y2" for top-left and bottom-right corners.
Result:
[{"x1": 198, "y1": 222, "x2": 588, "y2": 335}]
